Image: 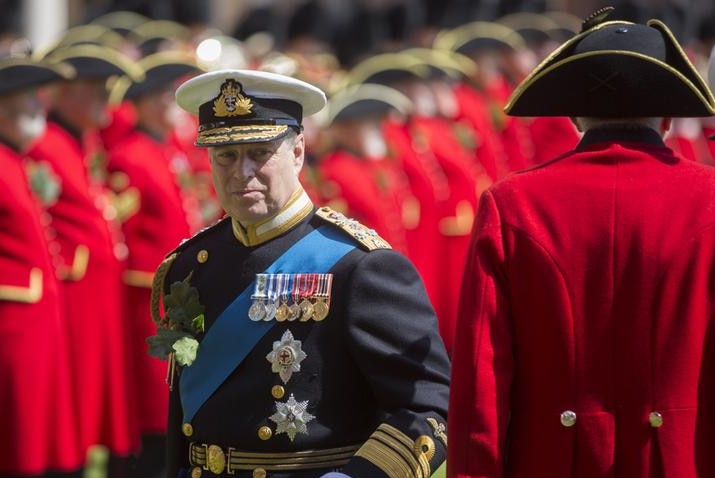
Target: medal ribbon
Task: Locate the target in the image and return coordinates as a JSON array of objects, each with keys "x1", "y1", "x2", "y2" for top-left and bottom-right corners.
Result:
[{"x1": 180, "y1": 225, "x2": 356, "y2": 423}]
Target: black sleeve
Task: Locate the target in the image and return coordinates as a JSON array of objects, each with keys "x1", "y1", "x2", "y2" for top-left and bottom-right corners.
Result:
[{"x1": 340, "y1": 250, "x2": 451, "y2": 478}]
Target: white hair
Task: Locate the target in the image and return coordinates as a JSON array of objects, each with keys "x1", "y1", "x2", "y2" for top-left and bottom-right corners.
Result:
[{"x1": 574, "y1": 117, "x2": 663, "y2": 132}]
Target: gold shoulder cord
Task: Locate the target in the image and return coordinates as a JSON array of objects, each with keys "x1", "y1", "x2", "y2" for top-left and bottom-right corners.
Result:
[{"x1": 150, "y1": 252, "x2": 178, "y2": 326}]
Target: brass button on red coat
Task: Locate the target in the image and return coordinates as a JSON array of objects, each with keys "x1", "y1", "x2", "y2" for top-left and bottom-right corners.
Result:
[
  {"x1": 649, "y1": 411, "x2": 663, "y2": 428},
  {"x1": 560, "y1": 410, "x2": 577, "y2": 427}
]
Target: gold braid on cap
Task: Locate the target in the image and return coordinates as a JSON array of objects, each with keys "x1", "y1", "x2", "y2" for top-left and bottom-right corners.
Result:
[{"x1": 151, "y1": 253, "x2": 178, "y2": 326}]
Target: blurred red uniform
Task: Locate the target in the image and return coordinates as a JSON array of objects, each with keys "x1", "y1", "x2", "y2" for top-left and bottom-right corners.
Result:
[
  {"x1": 0, "y1": 141, "x2": 83, "y2": 475},
  {"x1": 407, "y1": 114, "x2": 486, "y2": 353},
  {"x1": 107, "y1": 127, "x2": 202, "y2": 435},
  {"x1": 382, "y1": 117, "x2": 444, "y2": 320},
  {"x1": 527, "y1": 116, "x2": 581, "y2": 165},
  {"x1": 317, "y1": 148, "x2": 411, "y2": 254},
  {"x1": 28, "y1": 120, "x2": 138, "y2": 456}
]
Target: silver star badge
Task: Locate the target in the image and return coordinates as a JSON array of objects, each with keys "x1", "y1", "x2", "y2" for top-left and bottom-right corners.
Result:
[
  {"x1": 266, "y1": 329, "x2": 307, "y2": 383},
  {"x1": 269, "y1": 394, "x2": 315, "y2": 441}
]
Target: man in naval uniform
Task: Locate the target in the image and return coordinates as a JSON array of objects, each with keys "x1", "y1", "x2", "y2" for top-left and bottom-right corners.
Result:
[
  {"x1": 148, "y1": 69, "x2": 451, "y2": 478},
  {"x1": 448, "y1": 8, "x2": 715, "y2": 478}
]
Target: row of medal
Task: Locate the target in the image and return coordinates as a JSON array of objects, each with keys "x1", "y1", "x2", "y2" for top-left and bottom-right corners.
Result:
[{"x1": 248, "y1": 273, "x2": 333, "y2": 322}]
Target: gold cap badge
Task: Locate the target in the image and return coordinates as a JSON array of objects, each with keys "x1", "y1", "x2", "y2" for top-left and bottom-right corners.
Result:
[{"x1": 213, "y1": 79, "x2": 253, "y2": 117}]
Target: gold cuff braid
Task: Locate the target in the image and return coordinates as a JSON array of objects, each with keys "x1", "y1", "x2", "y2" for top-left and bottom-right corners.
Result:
[{"x1": 354, "y1": 423, "x2": 432, "y2": 478}]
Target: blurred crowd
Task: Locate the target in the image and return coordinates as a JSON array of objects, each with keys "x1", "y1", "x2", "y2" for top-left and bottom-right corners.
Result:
[{"x1": 1, "y1": 1, "x2": 715, "y2": 477}]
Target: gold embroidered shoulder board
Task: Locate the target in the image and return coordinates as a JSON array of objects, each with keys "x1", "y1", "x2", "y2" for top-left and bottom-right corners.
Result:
[{"x1": 315, "y1": 207, "x2": 392, "y2": 251}]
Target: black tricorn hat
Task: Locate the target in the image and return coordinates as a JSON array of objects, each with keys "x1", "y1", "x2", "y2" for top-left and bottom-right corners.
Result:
[
  {"x1": 433, "y1": 21, "x2": 525, "y2": 57},
  {"x1": 505, "y1": 9, "x2": 715, "y2": 117},
  {"x1": 110, "y1": 52, "x2": 200, "y2": 102},
  {"x1": 0, "y1": 57, "x2": 71, "y2": 96},
  {"x1": 36, "y1": 44, "x2": 143, "y2": 82},
  {"x1": 324, "y1": 84, "x2": 412, "y2": 125},
  {"x1": 339, "y1": 53, "x2": 430, "y2": 89}
]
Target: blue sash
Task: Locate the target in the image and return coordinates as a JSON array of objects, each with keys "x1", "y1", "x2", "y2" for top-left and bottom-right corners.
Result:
[{"x1": 180, "y1": 225, "x2": 356, "y2": 423}]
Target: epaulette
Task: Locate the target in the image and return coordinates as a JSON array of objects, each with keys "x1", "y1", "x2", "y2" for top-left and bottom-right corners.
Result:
[
  {"x1": 150, "y1": 215, "x2": 229, "y2": 325},
  {"x1": 315, "y1": 206, "x2": 392, "y2": 251}
]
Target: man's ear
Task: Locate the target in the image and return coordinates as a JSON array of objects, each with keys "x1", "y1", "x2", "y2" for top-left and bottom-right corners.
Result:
[
  {"x1": 661, "y1": 117, "x2": 673, "y2": 136},
  {"x1": 292, "y1": 133, "x2": 305, "y2": 172}
]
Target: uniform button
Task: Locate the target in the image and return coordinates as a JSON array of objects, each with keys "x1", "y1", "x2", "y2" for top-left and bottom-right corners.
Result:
[
  {"x1": 649, "y1": 411, "x2": 663, "y2": 428},
  {"x1": 182, "y1": 423, "x2": 194, "y2": 437},
  {"x1": 560, "y1": 410, "x2": 577, "y2": 427},
  {"x1": 190, "y1": 466, "x2": 202, "y2": 478},
  {"x1": 48, "y1": 241, "x2": 61, "y2": 255},
  {"x1": 197, "y1": 250, "x2": 209, "y2": 263},
  {"x1": 258, "y1": 426, "x2": 273, "y2": 440},
  {"x1": 271, "y1": 385, "x2": 285, "y2": 399},
  {"x1": 253, "y1": 467, "x2": 267, "y2": 478}
]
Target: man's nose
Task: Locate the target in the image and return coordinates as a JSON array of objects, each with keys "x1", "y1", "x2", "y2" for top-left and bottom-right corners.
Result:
[{"x1": 233, "y1": 155, "x2": 256, "y2": 178}]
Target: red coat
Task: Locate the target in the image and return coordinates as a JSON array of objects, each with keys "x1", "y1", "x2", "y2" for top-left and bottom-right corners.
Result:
[
  {"x1": 449, "y1": 128, "x2": 715, "y2": 478},
  {"x1": 527, "y1": 116, "x2": 581, "y2": 166},
  {"x1": 169, "y1": 112, "x2": 223, "y2": 226},
  {"x1": 381, "y1": 118, "x2": 444, "y2": 318},
  {"x1": 316, "y1": 148, "x2": 411, "y2": 254},
  {"x1": 28, "y1": 121, "x2": 139, "y2": 455},
  {"x1": 453, "y1": 83, "x2": 506, "y2": 179},
  {"x1": 408, "y1": 114, "x2": 485, "y2": 353},
  {"x1": 0, "y1": 142, "x2": 82, "y2": 474},
  {"x1": 107, "y1": 128, "x2": 200, "y2": 434},
  {"x1": 664, "y1": 119, "x2": 715, "y2": 166},
  {"x1": 484, "y1": 76, "x2": 535, "y2": 172}
]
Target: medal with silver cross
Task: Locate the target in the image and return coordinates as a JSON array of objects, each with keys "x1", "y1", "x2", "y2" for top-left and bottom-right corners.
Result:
[{"x1": 266, "y1": 329, "x2": 307, "y2": 383}]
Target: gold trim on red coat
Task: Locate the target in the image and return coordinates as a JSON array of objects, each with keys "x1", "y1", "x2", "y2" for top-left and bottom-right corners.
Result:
[
  {"x1": 438, "y1": 200, "x2": 474, "y2": 236},
  {"x1": 59, "y1": 244, "x2": 89, "y2": 281},
  {"x1": 0, "y1": 267, "x2": 43, "y2": 303},
  {"x1": 123, "y1": 269, "x2": 154, "y2": 288}
]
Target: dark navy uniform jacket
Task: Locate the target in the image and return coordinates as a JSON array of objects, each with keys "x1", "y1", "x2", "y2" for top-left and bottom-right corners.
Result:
[{"x1": 159, "y1": 202, "x2": 451, "y2": 478}]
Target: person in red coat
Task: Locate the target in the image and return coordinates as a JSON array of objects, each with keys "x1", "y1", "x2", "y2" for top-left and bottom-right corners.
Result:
[
  {"x1": 317, "y1": 83, "x2": 414, "y2": 255},
  {"x1": 449, "y1": 8, "x2": 715, "y2": 478},
  {"x1": 434, "y1": 21, "x2": 537, "y2": 174},
  {"x1": 28, "y1": 44, "x2": 143, "y2": 473},
  {"x1": 0, "y1": 58, "x2": 83, "y2": 477},
  {"x1": 106, "y1": 51, "x2": 203, "y2": 478},
  {"x1": 343, "y1": 53, "x2": 489, "y2": 353}
]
